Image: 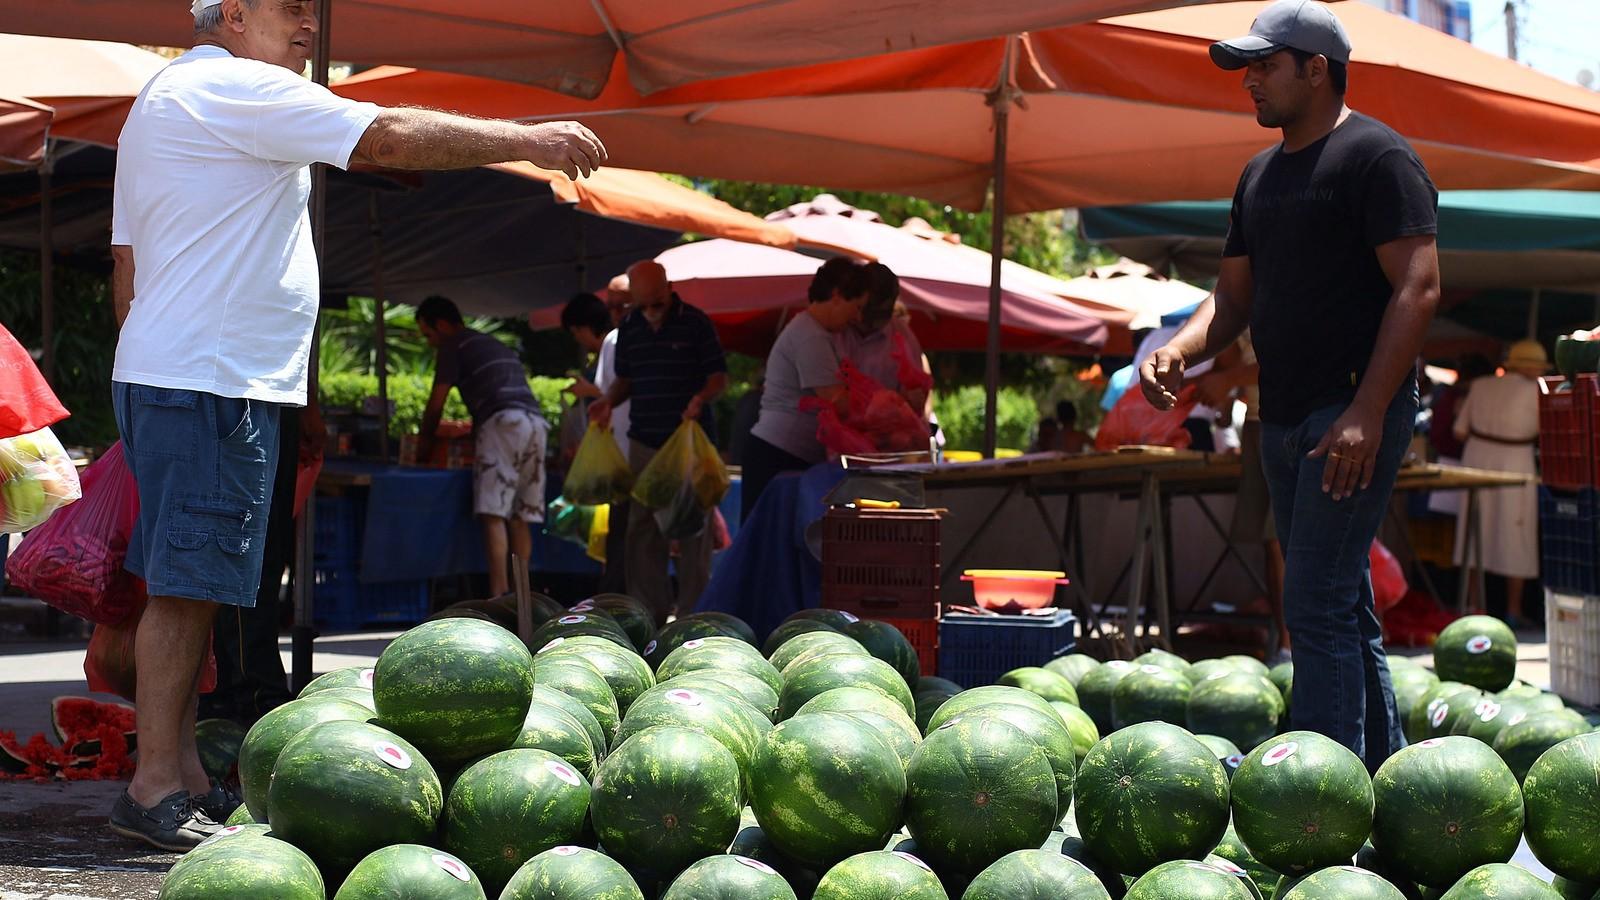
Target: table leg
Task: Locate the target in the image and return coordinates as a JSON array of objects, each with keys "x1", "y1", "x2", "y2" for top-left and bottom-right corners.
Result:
[
  {"x1": 1151, "y1": 479, "x2": 1174, "y2": 650},
  {"x1": 1456, "y1": 489, "x2": 1478, "y2": 612},
  {"x1": 290, "y1": 501, "x2": 317, "y2": 694},
  {"x1": 1125, "y1": 474, "x2": 1157, "y2": 657},
  {"x1": 1470, "y1": 490, "x2": 1487, "y2": 611}
]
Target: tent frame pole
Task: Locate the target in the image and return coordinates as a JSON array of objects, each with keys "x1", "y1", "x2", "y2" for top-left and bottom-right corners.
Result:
[
  {"x1": 983, "y1": 42, "x2": 1016, "y2": 460},
  {"x1": 369, "y1": 193, "x2": 390, "y2": 461},
  {"x1": 39, "y1": 139, "x2": 54, "y2": 387}
]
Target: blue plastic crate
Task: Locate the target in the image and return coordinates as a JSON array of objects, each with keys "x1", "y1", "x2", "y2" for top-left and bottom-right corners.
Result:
[
  {"x1": 938, "y1": 609, "x2": 1077, "y2": 688},
  {"x1": 313, "y1": 563, "x2": 430, "y2": 631},
  {"x1": 313, "y1": 495, "x2": 364, "y2": 566},
  {"x1": 1540, "y1": 487, "x2": 1600, "y2": 596}
]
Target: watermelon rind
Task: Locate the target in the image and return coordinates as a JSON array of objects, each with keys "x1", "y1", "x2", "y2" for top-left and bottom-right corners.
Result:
[
  {"x1": 331, "y1": 845, "x2": 487, "y2": 900},
  {"x1": 1370, "y1": 736, "x2": 1524, "y2": 889},
  {"x1": 500, "y1": 846, "x2": 645, "y2": 900},
  {"x1": 442, "y1": 749, "x2": 592, "y2": 894},
  {"x1": 1229, "y1": 731, "x2": 1374, "y2": 875},
  {"x1": 1522, "y1": 732, "x2": 1600, "y2": 884},
  {"x1": 159, "y1": 832, "x2": 324, "y2": 899}
]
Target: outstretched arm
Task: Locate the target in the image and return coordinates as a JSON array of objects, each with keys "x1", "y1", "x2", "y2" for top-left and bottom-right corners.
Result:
[{"x1": 351, "y1": 110, "x2": 606, "y2": 180}]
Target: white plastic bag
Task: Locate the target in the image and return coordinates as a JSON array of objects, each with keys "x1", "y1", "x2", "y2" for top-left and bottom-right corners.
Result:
[{"x1": 0, "y1": 427, "x2": 81, "y2": 533}]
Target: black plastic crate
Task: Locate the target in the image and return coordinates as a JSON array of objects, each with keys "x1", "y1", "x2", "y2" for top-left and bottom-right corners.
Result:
[
  {"x1": 313, "y1": 563, "x2": 430, "y2": 631},
  {"x1": 938, "y1": 609, "x2": 1076, "y2": 688},
  {"x1": 313, "y1": 495, "x2": 364, "y2": 566},
  {"x1": 1540, "y1": 486, "x2": 1600, "y2": 596}
]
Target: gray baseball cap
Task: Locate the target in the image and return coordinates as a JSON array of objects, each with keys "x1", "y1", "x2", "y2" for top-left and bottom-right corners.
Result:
[{"x1": 1210, "y1": 0, "x2": 1353, "y2": 70}]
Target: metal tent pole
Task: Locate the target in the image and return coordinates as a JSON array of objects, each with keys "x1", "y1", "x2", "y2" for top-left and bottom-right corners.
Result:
[
  {"x1": 370, "y1": 194, "x2": 390, "y2": 461},
  {"x1": 39, "y1": 140, "x2": 54, "y2": 386},
  {"x1": 982, "y1": 42, "x2": 1016, "y2": 460}
]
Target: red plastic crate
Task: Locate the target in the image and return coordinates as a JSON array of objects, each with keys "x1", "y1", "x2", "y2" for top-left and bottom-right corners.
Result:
[
  {"x1": 1539, "y1": 375, "x2": 1595, "y2": 490},
  {"x1": 821, "y1": 508, "x2": 941, "y2": 619},
  {"x1": 876, "y1": 616, "x2": 939, "y2": 677}
]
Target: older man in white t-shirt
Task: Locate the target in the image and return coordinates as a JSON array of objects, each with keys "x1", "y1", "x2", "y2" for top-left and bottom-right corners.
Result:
[{"x1": 108, "y1": 0, "x2": 604, "y2": 852}]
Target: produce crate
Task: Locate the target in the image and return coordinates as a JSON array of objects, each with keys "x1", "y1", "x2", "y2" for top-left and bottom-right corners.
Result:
[
  {"x1": 312, "y1": 563, "x2": 431, "y2": 631},
  {"x1": 1538, "y1": 375, "x2": 1595, "y2": 490},
  {"x1": 821, "y1": 507, "x2": 941, "y2": 619},
  {"x1": 1546, "y1": 590, "x2": 1600, "y2": 707},
  {"x1": 938, "y1": 609, "x2": 1076, "y2": 688},
  {"x1": 1539, "y1": 487, "x2": 1600, "y2": 596},
  {"x1": 312, "y1": 495, "x2": 364, "y2": 566},
  {"x1": 876, "y1": 616, "x2": 939, "y2": 677}
]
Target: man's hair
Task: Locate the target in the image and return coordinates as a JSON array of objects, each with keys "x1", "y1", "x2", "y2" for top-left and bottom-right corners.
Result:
[
  {"x1": 1288, "y1": 48, "x2": 1347, "y2": 96},
  {"x1": 561, "y1": 292, "x2": 611, "y2": 335},
  {"x1": 860, "y1": 263, "x2": 901, "y2": 331},
  {"x1": 194, "y1": 0, "x2": 252, "y2": 34},
  {"x1": 1056, "y1": 401, "x2": 1078, "y2": 427},
  {"x1": 416, "y1": 295, "x2": 464, "y2": 327},
  {"x1": 807, "y1": 257, "x2": 871, "y2": 304}
]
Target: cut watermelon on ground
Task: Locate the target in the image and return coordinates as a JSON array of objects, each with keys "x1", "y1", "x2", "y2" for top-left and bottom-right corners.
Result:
[
  {"x1": 160, "y1": 831, "x2": 324, "y2": 899},
  {"x1": 1522, "y1": 732, "x2": 1600, "y2": 884},
  {"x1": 50, "y1": 696, "x2": 136, "y2": 757},
  {"x1": 813, "y1": 850, "x2": 947, "y2": 900},
  {"x1": 962, "y1": 848, "x2": 1113, "y2": 899},
  {"x1": 1370, "y1": 737, "x2": 1524, "y2": 889},
  {"x1": 443, "y1": 749, "x2": 592, "y2": 894},
  {"x1": 1229, "y1": 731, "x2": 1374, "y2": 876},
  {"x1": 332, "y1": 845, "x2": 488, "y2": 900},
  {"x1": 499, "y1": 846, "x2": 645, "y2": 900},
  {"x1": 658, "y1": 855, "x2": 799, "y2": 900}
]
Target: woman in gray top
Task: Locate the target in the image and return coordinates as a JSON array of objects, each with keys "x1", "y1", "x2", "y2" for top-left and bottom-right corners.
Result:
[{"x1": 741, "y1": 258, "x2": 869, "y2": 519}]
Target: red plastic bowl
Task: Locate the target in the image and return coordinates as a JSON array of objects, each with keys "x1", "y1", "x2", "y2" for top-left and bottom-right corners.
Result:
[{"x1": 960, "y1": 569, "x2": 1069, "y2": 613}]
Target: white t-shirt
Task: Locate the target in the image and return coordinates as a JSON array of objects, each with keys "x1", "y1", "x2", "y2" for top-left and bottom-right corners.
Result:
[
  {"x1": 594, "y1": 328, "x2": 630, "y2": 459},
  {"x1": 112, "y1": 46, "x2": 381, "y2": 405},
  {"x1": 751, "y1": 311, "x2": 841, "y2": 464}
]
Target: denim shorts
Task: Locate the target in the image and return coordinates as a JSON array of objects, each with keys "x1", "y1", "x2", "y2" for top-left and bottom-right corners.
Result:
[{"x1": 113, "y1": 383, "x2": 282, "y2": 607}]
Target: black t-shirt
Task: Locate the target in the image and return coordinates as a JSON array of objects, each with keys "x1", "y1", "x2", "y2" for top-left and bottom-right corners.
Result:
[{"x1": 1224, "y1": 112, "x2": 1437, "y2": 426}]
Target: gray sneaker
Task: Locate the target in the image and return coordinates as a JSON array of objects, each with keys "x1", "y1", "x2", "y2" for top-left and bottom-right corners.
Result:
[
  {"x1": 109, "y1": 789, "x2": 222, "y2": 852},
  {"x1": 192, "y1": 779, "x2": 243, "y2": 823}
]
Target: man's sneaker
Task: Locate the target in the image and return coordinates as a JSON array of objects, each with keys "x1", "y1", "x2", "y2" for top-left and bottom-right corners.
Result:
[
  {"x1": 193, "y1": 779, "x2": 243, "y2": 823},
  {"x1": 109, "y1": 789, "x2": 222, "y2": 852}
]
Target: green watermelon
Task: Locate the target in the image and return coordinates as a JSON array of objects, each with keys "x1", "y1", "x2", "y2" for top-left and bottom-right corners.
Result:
[
  {"x1": 1195, "y1": 734, "x2": 1246, "y2": 778},
  {"x1": 1223, "y1": 655, "x2": 1271, "y2": 679},
  {"x1": 730, "y1": 810, "x2": 825, "y2": 897},
  {"x1": 1268, "y1": 662, "x2": 1293, "y2": 696},
  {"x1": 1523, "y1": 732, "x2": 1600, "y2": 884},
  {"x1": 646, "y1": 617, "x2": 744, "y2": 668},
  {"x1": 537, "y1": 635, "x2": 655, "y2": 714},
  {"x1": 1058, "y1": 828, "x2": 1129, "y2": 900},
  {"x1": 528, "y1": 613, "x2": 633, "y2": 652},
  {"x1": 844, "y1": 619, "x2": 923, "y2": 688},
  {"x1": 1203, "y1": 855, "x2": 1264, "y2": 899},
  {"x1": 940, "y1": 702, "x2": 1077, "y2": 819},
  {"x1": 782, "y1": 608, "x2": 862, "y2": 631},
  {"x1": 1045, "y1": 654, "x2": 1102, "y2": 686},
  {"x1": 1442, "y1": 691, "x2": 1495, "y2": 737},
  {"x1": 1494, "y1": 711, "x2": 1591, "y2": 782},
  {"x1": 238, "y1": 695, "x2": 372, "y2": 822},
  {"x1": 1552, "y1": 878, "x2": 1600, "y2": 900},
  {"x1": 1432, "y1": 617, "x2": 1517, "y2": 692},
  {"x1": 926, "y1": 685, "x2": 1061, "y2": 731},
  {"x1": 299, "y1": 666, "x2": 377, "y2": 699},
  {"x1": 1126, "y1": 860, "x2": 1255, "y2": 899},
  {"x1": 770, "y1": 630, "x2": 868, "y2": 673},
  {"x1": 1462, "y1": 697, "x2": 1529, "y2": 747},
  {"x1": 532, "y1": 657, "x2": 622, "y2": 750},
  {"x1": 660, "y1": 854, "x2": 799, "y2": 900},
  {"x1": 613, "y1": 684, "x2": 771, "y2": 798},
  {"x1": 531, "y1": 685, "x2": 608, "y2": 764},
  {"x1": 1392, "y1": 667, "x2": 1441, "y2": 725},
  {"x1": 266, "y1": 720, "x2": 443, "y2": 874},
  {"x1": 590, "y1": 725, "x2": 743, "y2": 880},
  {"x1": 196, "y1": 822, "x2": 273, "y2": 844},
  {"x1": 1074, "y1": 722, "x2": 1231, "y2": 876},
  {"x1": 194, "y1": 718, "x2": 247, "y2": 783},
  {"x1": 1190, "y1": 659, "x2": 1242, "y2": 684},
  {"x1": 1051, "y1": 700, "x2": 1102, "y2": 766},
  {"x1": 750, "y1": 712, "x2": 907, "y2": 868},
  {"x1": 916, "y1": 690, "x2": 958, "y2": 733},
  {"x1": 160, "y1": 832, "x2": 324, "y2": 899},
  {"x1": 1436, "y1": 863, "x2": 1560, "y2": 899},
  {"x1": 1370, "y1": 737, "x2": 1524, "y2": 888},
  {"x1": 963, "y1": 848, "x2": 1113, "y2": 899},
  {"x1": 661, "y1": 671, "x2": 781, "y2": 721},
  {"x1": 332, "y1": 845, "x2": 488, "y2": 899},
  {"x1": 997, "y1": 667, "x2": 1080, "y2": 705},
  {"x1": 500, "y1": 846, "x2": 645, "y2": 900},
  {"x1": 1229, "y1": 731, "x2": 1375, "y2": 875},
  {"x1": 779, "y1": 653, "x2": 915, "y2": 721},
  {"x1": 657, "y1": 636, "x2": 782, "y2": 690},
  {"x1": 443, "y1": 749, "x2": 592, "y2": 893},
  {"x1": 225, "y1": 804, "x2": 258, "y2": 826},
  {"x1": 1407, "y1": 683, "x2": 1477, "y2": 744},
  {"x1": 681, "y1": 611, "x2": 761, "y2": 647},
  {"x1": 1277, "y1": 866, "x2": 1408, "y2": 899},
  {"x1": 763, "y1": 619, "x2": 846, "y2": 659},
  {"x1": 814, "y1": 850, "x2": 947, "y2": 899},
  {"x1": 1112, "y1": 665, "x2": 1193, "y2": 729},
  {"x1": 1518, "y1": 692, "x2": 1572, "y2": 716},
  {"x1": 918, "y1": 676, "x2": 966, "y2": 695},
  {"x1": 1186, "y1": 672, "x2": 1285, "y2": 752},
  {"x1": 799, "y1": 685, "x2": 917, "y2": 724},
  {"x1": 1498, "y1": 680, "x2": 1543, "y2": 700},
  {"x1": 1133, "y1": 648, "x2": 1193, "y2": 681},
  {"x1": 513, "y1": 699, "x2": 599, "y2": 778},
  {"x1": 581, "y1": 595, "x2": 658, "y2": 651},
  {"x1": 373, "y1": 619, "x2": 535, "y2": 767},
  {"x1": 905, "y1": 715, "x2": 1058, "y2": 876},
  {"x1": 1211, "y1": 822, "x2": 1279, "y2": 898},
  {"x1": 314, "y1": 686, "x2": 377, "y2": 712}
]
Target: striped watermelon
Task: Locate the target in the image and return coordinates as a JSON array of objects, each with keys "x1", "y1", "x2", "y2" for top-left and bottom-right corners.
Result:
[
  {"x1": 536, "y1": 635, "x2": 655, "y2": 714},
  {"x1": 1112, "y1": 666, "x2": 1192, "y2": 729},
  {"x1": 531, "y1": 685, "x2": 608, "y2": 765},
  {"x1": 1132, "y1": 649, "x2": 1192, "y2": 681},
  {"x1": 1438, "y1": 863, "x2": 1562, "y2": 899},
  {"x1": 1186, "y1": 672, "x2": 1284, "y2": 752},
  {"x1": 729, "y1": 810, "x2": 825, "y2": 897},
  {"x1": 997, "y1": 667, "x2": 1080, "y2": 705},
  {"x1": 783, "y1": 608, "x2": 862, "y2": 631},
  {"x1": 613, "y1": 684, "x2": 771, "y2": 799},
  {"x1": 299, "y1": 666, "x2": 376, "y2": 699},
  {"x1": 583, "y1": 594, "x2": 658, "y2": 651},
  {"x1": 1210, "y1": 822, "x2": 1278, "y2": 898},
  {"x1": 905, "y1": 715, "x2": 1058, "y2": 876},
  {"x1": 1391, "y1": 666, "x2": 1440, "y2": 726},
  {"x1": 1057, "y1": 829, "x2": 1129, "y2": 900},
  {"x1": 1523, "y1": 732, "x2": 1600, "y2": 884},
  {"x1": 1194, "y1": 735, "x2": 1245, "y2": 780},
  {"x1": 762, "y1": 620, "x2": 847, "y2": 659},
  {"x1": 1229, "y1": 731, "x2": 1374, "y2": 875},
  {"x1": 1275, "y1": 866, "x2": 1408, "y2": 899},
  {"x1": 1432, "y1": 617, "x2": 1517, "y2": 693},
  {"x1": 443, "y1": 749, "x2": 592, "y2": 893},
  {"x1": 646, "y1": 617, "x2": 744, "y2": 669},
  {"x1": 926, "y1": 685, "x2": 1059, "y2": 731},
  {"x1": 1046, "y1": 654, "x2": 1105, "y2": 686},
  {"x1": 225, "y1": 804, "x2": 257, "y2": 826},
  {"x1": 915, "y1": 689, "x2": 959, "y2": 735},
  {"x1": 657, "y1": 636, "x2": 784, "y2": 695},
  {"x1": 939, "y1": 701, "x2": 1076, "y2": 819},
  {"x1": 238, "y1": 695, "x2": 372, "y2": 823},
  {"x1": 1494, "y1": 711, "x2": 1591, "y2": 782},
  {"x1": 590, "y1": 725, "x2": 743, "y2": 880},
  {"x1": 749, "y1": 712, "x2": 907, "y2": 869},
  {"x1": 769, "y1": 631, "x2": 867, "y2": 674},
  {"x1": 660, "y1": 671, "x2": 781, "y2": 721},
  {"x1": 963, "y1": 849, "x2": 1113, "y2": 899},
  {"x1": 1051, "y1": 700, "x2": 1102, "y2": 766},
  {"x1": 813, "y1": 850, "x2": 947, "y2": 899},
  {"x1": 332, "y1": 845, "x2": 487, "y2": 899},
  {"x1": 843, "y1": 619, "x2": 923, "y2": 688},
  {"x1": 528, "y1": 612, "x2": 633, "y2": 652},
  {"x1": 1370, "y1": 737, "x2": 1524, "y2": 889},
  {"x1": 531, "y1": 657, "x2": 622, "y2": 750},
  {"x1": 265, "y1": 720, "x2": 444, "y2": 875},
  {"x1": 1406, "y1": 682, "x2": 1474, "y2": 744},
  {"x1": 1223, "y1": 656, "x2": 1270, "y2": 679},
  {"x1": 779, "y1": 653, "x2": 915, "y2": 721},
  {"x1": 194, "y1": 719, "x2": 246, "y2": 783},
  {"x1": 1125, "y1": 860, "x2": 1255, "y2": 899},
  {"x1": 513, "y1": 699, "x2": 599, "y2": 779},
  {"x1": 796, "y1": 689, "x2": 922, "y2": 769},
  {"x1": 1189, "y1": 659, "x2": 1241, "y2": 684},
  {"x1": 500, "y1": 846, "x2": 644, "y2": 900},
  {"x1": 1552, "y1": 877, "x2": 1600, "y2": 899},
  {"x1": 659, "y1": 855, "x2": 798, "y2": 900},
  {"x1": 372, "y1": 619, "x2": 534, "y2": 767},
  {"x1": 1202, "y1": 855, "x2": 1263, "y2": 899},
  {"x1": 160, "y1": 832, "x2": 324, "y2": 899},
  {"x1": 681, "y1": 611, "x2": 761, "y2": 647},
  {"x1": 1074, "y1": 722, "x2": 1231, "y2": 877}
]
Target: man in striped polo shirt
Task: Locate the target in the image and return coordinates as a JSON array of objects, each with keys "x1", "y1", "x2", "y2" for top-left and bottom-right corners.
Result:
[{"x1": 591, "y1": 260, "x2": 728, "y2": 623}]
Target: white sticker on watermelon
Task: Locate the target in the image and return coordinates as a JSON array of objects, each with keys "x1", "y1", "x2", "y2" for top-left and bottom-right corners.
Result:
[
  {"x1": 937, "y1": 718, "x2": 962, "y2": 731},
  {"x1": 540, "y1": 638, "x2": 566, "y2": 654},
  {"x1": 1507, "y1": 712, "x2": 1529, "y2": 728},
  {"x1": 1206, "y1": 671, "x2": 1232, "y2": 681},
  {"x1": 1466, "y1": 636, "x2": 1493, "y2": 655},
  {"x1": 892, "y1": 852, "x2": 933, "y2": 871},
  {"x1": 558, "y1": 615, "x2": 586, "y2": 625},
  {"x1": 1476, "y1": 701, "x2": 1501, "y2": 722},
  {"x1": 682, "y1": 639, "x2": 706, "y2": 650},
  {"x1": 433, "y1": 855, "x2": 472, "y2": 882},
  {"x1": 551, "y1": 846, "x2": 582, "y2": 857},
  {"x1": 1224, "y1": 754, "x2": 1245, "y2": 769},
  {"x1": 373, "y1": 741, "x2": 412, "y2": 770},
  {"x1": 1261, "y1": 742, "x2": 1299, "y2": 768},
  {"x1": 572, "y1": 600, "x2": 595, "y2": 612},
  {"x1": 1212, "y1": 859, "x2": 1245, "y2": 875},
  {"x1": 839, "y1": 612, "x2": 860, "y2": 623},
  {"x1": 1416, "y1": 738, "x2": 1445, "y2": 749},
  {"x1": 1431, "y1": 704, "x2": 1451, "y2": 729},
  {"x1": 1140, "y1": 665, "x2": 1166, "y2": 675},
  {"x1": 546, "y1": 760, "x2": 583, "y2": 787},
  {"x1": 644, "y1": 640, "x2": 658, "y2": 656},
  {"x1": 666, "y1": 689, "x2": 703, "y2": 707},
  {"x1": 735, "y1": 856, "x2": 780, "y2": 876},
  {"x1": 358, "y1": 668, "x2": 376, "y2": 689}
]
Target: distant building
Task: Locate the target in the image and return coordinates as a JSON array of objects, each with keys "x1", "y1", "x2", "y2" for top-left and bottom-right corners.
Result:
[{"x1": 1357, "y1": 0, "x2": 1473, "y2": 40}]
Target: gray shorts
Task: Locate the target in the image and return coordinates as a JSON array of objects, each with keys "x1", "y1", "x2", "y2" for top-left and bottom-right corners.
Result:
[{"x1": 474, "y1": 408, "x2": 548, "y2": 523}]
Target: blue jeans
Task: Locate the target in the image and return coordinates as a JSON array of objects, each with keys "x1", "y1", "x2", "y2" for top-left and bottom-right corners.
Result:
[{"x1": 1260, "y1": 383, "x2": 1417, "y2": 770}]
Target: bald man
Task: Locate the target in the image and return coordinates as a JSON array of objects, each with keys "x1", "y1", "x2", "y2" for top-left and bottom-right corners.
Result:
[{"x1": 591, "y1": 261, "x2": 728, "y2": 622}]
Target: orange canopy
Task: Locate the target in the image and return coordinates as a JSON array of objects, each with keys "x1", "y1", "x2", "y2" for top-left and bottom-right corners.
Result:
[
  {"x1": 0, "y1": 0, "x2": 1221, "y2": 99},
  {"x1": 335, "y1": 0, "x2": 1600, "y2": 213},
  {"x1": 0, "y1": 35, "x2": 169, "y2": 148},
  {"x1": 0, "y1": 96, "x2": 51, "y2": 169}
]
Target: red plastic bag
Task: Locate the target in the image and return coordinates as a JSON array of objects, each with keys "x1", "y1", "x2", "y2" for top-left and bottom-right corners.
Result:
[
  {"x1": 0, "y1": 323, "x2": 69, "y2": 441},
  {"x1": 84, "y1": 592, "x2": 217, "y2": 702},
  {"x1": 811, "y1": 360, "x2": 929, "y2": 455},
  {"x1": 802, "y1": 397, "x2": 878, "y2": 457},
  {"x1": 1095, "y1": 384, "x2": 1199, "y2": 451},
  {"x1": 293, "y1": 453, "x2": 323, "y2": 518},
  {"x1": 1369, "y1": 539, "x2": 1407, "y2": 614},
  {"x1": 891, "y1": 332, "x2": 933, "y2": 394},
  {"x1": 6, "y1": 443, "x2": 141, "y2": 625}
]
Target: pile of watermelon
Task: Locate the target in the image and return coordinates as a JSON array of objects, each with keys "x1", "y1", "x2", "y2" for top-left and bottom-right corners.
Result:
[{"x1": 160, "y1": 601, "x2": 1600, "y2": 900}]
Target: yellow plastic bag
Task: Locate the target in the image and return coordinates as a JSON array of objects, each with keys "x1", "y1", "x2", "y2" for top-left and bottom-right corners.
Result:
[
  {"x1": 632, "y1": 421, "x2": 730, "y2": 539},
  {"x1": 565, "y1": 424, "x2": 633, "y2": 506}
]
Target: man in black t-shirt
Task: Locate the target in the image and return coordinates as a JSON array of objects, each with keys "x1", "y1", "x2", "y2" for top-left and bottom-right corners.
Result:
[{"x1": 1139, "y1": 0, "x2": 1440, "y2": 770}]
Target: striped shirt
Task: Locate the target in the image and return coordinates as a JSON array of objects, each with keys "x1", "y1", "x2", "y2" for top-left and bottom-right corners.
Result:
[
  {"x1": 614, "y1": 296, "x2": 727, "y2": 449},
  {"x1": 433, "y1": 328, "x2": 538, "y2": 425}
]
